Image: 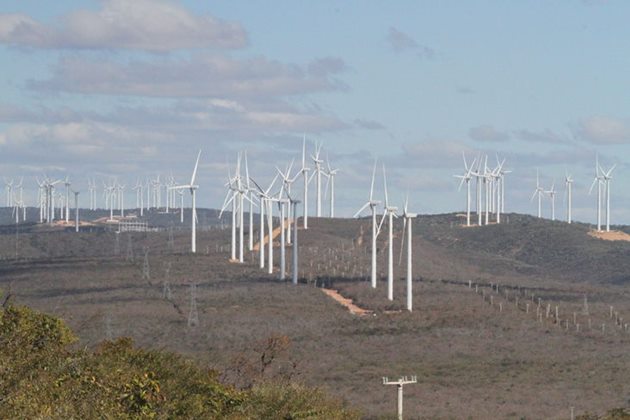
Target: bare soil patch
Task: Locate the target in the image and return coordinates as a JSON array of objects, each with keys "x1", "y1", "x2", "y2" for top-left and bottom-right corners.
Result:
[
  {"x1": 588, "y1": 230, "x2": 630, "y2": 242},
  {"x1": 321, "y1": 288, "x2": 372, "y2": 316}
]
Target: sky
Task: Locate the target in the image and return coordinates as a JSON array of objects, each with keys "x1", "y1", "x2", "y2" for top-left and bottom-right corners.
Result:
[{"x1": 1, "y1": 0, "x2": 630, "y2": 224}]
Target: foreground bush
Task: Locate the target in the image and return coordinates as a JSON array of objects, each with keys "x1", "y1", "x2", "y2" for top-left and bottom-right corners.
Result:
[{"x1": 0, "y1": 304, "x2": 359, "y2": 419}]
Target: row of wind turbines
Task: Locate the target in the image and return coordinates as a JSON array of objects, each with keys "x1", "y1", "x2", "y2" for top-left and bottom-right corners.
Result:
[
  {"x1": 218, "y1": 138, "x2": 339, "y2": 283},
  {"x1": 455, "y1": 153, "x2": 618, "y2": 233}
]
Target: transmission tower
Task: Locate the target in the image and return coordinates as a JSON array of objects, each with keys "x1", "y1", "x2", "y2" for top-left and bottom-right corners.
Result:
[
  {"x1": 187, "y1": 282, "x2": 199, "y2": 327},
  {"x1": 167, "y1": 226, "x2": 175, "y2": 252},
  {"x1": 126, "y1": 234, "x2": 134, "y2": 262},
  {"x1": 162, "y1": 261, "x2": 172, "y2": 300},
  {"x1": 142, "y1": 247, "x2": 150, "y2": 280}
]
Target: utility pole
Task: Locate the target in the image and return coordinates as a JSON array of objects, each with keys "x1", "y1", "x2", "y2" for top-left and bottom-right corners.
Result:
[{"x1": 382, "y1": 376, "x2": 417, "y2": 420}]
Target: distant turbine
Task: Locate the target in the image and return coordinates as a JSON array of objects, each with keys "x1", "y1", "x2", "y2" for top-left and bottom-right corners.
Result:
[
  {"x1": 354, "y1": 160, "x2": 382, "y2": 289},
  {"x1": 399, "y1": 195, "x2": 416, "y2": 312},
  {"x1": 171, "y1": 150, "x2": 201, "y2": 253},
  {"x1": 600, "y1": 162, "x2": 616, "y2": 232},
  {"x1": 545, "y1": 181, "x2": 556, "y2": 221},
  {"x1": 564, "y1": 172, "x2": 573, "y2": 224},
  {"x1": 531, "y1": 169, "x2": 544, "y2": 218},
  {"x1": 588, "y1": 156, "x2": 604, "y2": 232},
  {"x1": 293, "y1": 136, "x2": 312, "y2": 229},
  {"x1": 454, "y1": 152, "x2": 476, "y2": 226},
  {"x1": 378, "y1": 165, "x2": 398, "y2": 301},
  {"x1": 324, "y1": 152, "x2": 339, "y2": 218}
]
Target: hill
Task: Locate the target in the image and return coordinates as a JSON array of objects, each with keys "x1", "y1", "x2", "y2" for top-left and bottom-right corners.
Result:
[{"x1": 0, "y1": 211, "x2": 629, "y2": 418}]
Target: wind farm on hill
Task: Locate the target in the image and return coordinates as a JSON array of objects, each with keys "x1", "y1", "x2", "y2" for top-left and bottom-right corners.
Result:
[{"x1": 1, "y1": 139, "x2": 630, "y2": 418}]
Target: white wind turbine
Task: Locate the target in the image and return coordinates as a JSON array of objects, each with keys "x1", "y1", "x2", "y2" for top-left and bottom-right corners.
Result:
[
  {"x1": 545, "y1": 181, "x2": 557, "y2": 221},
  {"x1": 398, "y1": 195, "x2": 416, "y2": 312},
  {"x1": 170, "y1": 150, "x2": 201, "y2": 253},
  {"x1": 588, "y1": 157, "x2": 605, "y2": 232},
  {"x1": 454, "y1": 153, "x2": 476, "y2": 226},
  {"x1": 220, "y1": 154, "x2": 242, "y2": 262},
  {"x1": 378, "y1": 165, "x2": 398, "y2": 301},
  {"x1": 565, "y1": 171, "x2": 573, "y2": 224},
  {"x1": 244, "y1": 152, "x2": 257, "y2": 252},
  {"x1": 600, "y1": 162, "x2": 616, "y2": 232},
  {"x1": 277, "y1": 159, "x2": 296, "y2": 244},
  {"x1": 250, "y1": 175, "x2": 279, "y2": 270},
  {"x1": 4, "y1": 178, "x2": 13, "y2": 207},
  {"x1": 64, "y1": 177, "x2": 71, "y2": 223},
  {"x1": 354, "y1": 160, "x2": 382, "y2": 289},
  {"x1": 72, "y1": 189, "x2": 80, "y2": 232},
  {"x1": 531, "y1": 169, "x2": 545, "y2": 218},
  {"x1": 324, "y1": 153, "x2": 339, "y2": 218},
  {"x1": 292, "y1": 136, "x2": 312, "y2": 229},
  {"x1": 88, "y1": 178, "x2": 97, "y2": 211},
  {"x1": 491, "y1": 159, "x2": 506, "y2": 223},
  {"x1": 310, "y1": 141, "x2": 327, "y2": 218}
]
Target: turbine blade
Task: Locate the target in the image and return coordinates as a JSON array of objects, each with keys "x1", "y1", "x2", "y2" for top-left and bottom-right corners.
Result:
[
  {"x1": 190, "y1": 150, "x2": 202, "y2": 186},
  {"x1": 369, "y1": 159, "x2": 377, "y2": 201},
  {"x1": 353, "y1": 202, "x2": 370, "y2": 218}
]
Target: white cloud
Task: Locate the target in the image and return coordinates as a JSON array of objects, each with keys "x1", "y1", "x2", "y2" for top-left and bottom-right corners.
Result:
[
  {"x1": 386, "y1": 27, "x2": 435, "y2": 59},
  {"x1": 468, "y1": 125, "x2": 511, "y2": 142},
  {"x1": 0, "y1": 0, "x2": 247, "y2": 52},
  {"x1": 573, "y1": 116, "x2": 630, "y2": 144},
  {"x1": 30, "y1": 54, "x2": 347, "y2": 98},
  {"x1": 512, "y1": 128, "x2": 570, "y2": 144}
]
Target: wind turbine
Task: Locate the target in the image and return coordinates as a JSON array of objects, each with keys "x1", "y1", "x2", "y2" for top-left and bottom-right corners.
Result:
[
  {"x1": 171, "y1": 150, "x2": 201, "y2": 253},
  {"x1": 354, "y1": 160, "x2": 382, "y2": 289},
  {"x1": 4, "y1": 178, "x2": 13, "y2": 207},
  {"x1": 600, "y1": 162, "x2": 616, "y2": 232},
  {"x1": 292, "y1": 136, "x2": 311, "y2": 229},
  {"x1": 250, "y1": 175, "x2": 278, "y2": 270},
  {"x1": 324, "y1": 153, "x2": 339, "y2": 218},
  {"x1": 545, "y1": 181, "x2": 556, "y2": 221},
  {"x1": 310, "y1": 141, "x2": 326, "y2": 218},
  {"x1": 531, "y1": 169, "x2": 544, "y2": 218},
  {"x1": 277, "y1": 159, "x2": 296, "y2": 244},
  {"x1": 565, "y1": 171, "x2": 573, "y2": 224},
  {"x1": 244, "y1": 152, "x2": 257, "y2": 252},
  {"x1": 378, "y1": 165, "x2": 397, "y2": 301},
  {"x1": 72, "y1": 189, "x2": 80, "y2": 232},
  {"x1": 588, "y1": 157, "x2": 604, "y2": 232},
  {"x1": 398, "y1": 195, "x2": 416, "y2": 312},
  {"x1": 64, "y1": 177, "x2": 71, "y2": 223},
  {"x1": 454, "y1": 152, "x2": 476, "y2": 226}
]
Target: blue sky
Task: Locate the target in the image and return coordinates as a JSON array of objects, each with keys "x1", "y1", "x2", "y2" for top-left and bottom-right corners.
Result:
[{"x1": 1, "y1": 0, "x2": 630, "y2": 224}]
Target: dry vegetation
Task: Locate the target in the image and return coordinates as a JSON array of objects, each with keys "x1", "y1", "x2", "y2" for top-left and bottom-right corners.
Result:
[{"x1": 0, "y1": 209, "x2": 629, "y2": 418}]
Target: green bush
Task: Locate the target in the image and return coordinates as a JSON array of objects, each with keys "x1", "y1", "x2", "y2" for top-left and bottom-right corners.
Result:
[{"x1": 0, "y1": 304, "x2": 358, "y2": 419}]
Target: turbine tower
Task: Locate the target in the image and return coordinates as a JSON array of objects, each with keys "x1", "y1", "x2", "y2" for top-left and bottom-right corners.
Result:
[
  {"x1": 378, "y1": 165, "x2": 398, "y2": 301},
  {"x1": 310, "y1": 141, "x2": 326, "y2": 218},
  {"x1": 545, "y1": 181, "x2": 556, "y2": 221},
  {"x1": 600, "y1": 163, "x2": 616, "y2": 232},
  {"x1": 250, "y1": 175, "x2": 278, "y2": 270},
  {"x1": 277, "y1": 159, "x2": 296, "y2": 244},
  {"x1": 324, "y1": 153, "x2": 339, "y2": 218},
  {"x1": 354, "y1": 160, "x2": 382, "y2": 289},
  {"x1": 171, "y1": 150, "x2": 201, "y2": 253},
  {"x1": 399, "y1": 196, "x2": 416, "y2": 312},
  {"x1": 293, "y1": 136, "x2": 312, "y2": 229},
  {"x1": 531, "y1": 169, "x2": 544, "y2": 218},
  {"x1": 565, "y1": 172, "x2": 573, "y2": 224},
  {"x1": 454, "y1": 152, "x2": 476, "y2": 226},
  {"x1": 588, "y1": 157, "x2": 604, "y2": 232}
]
